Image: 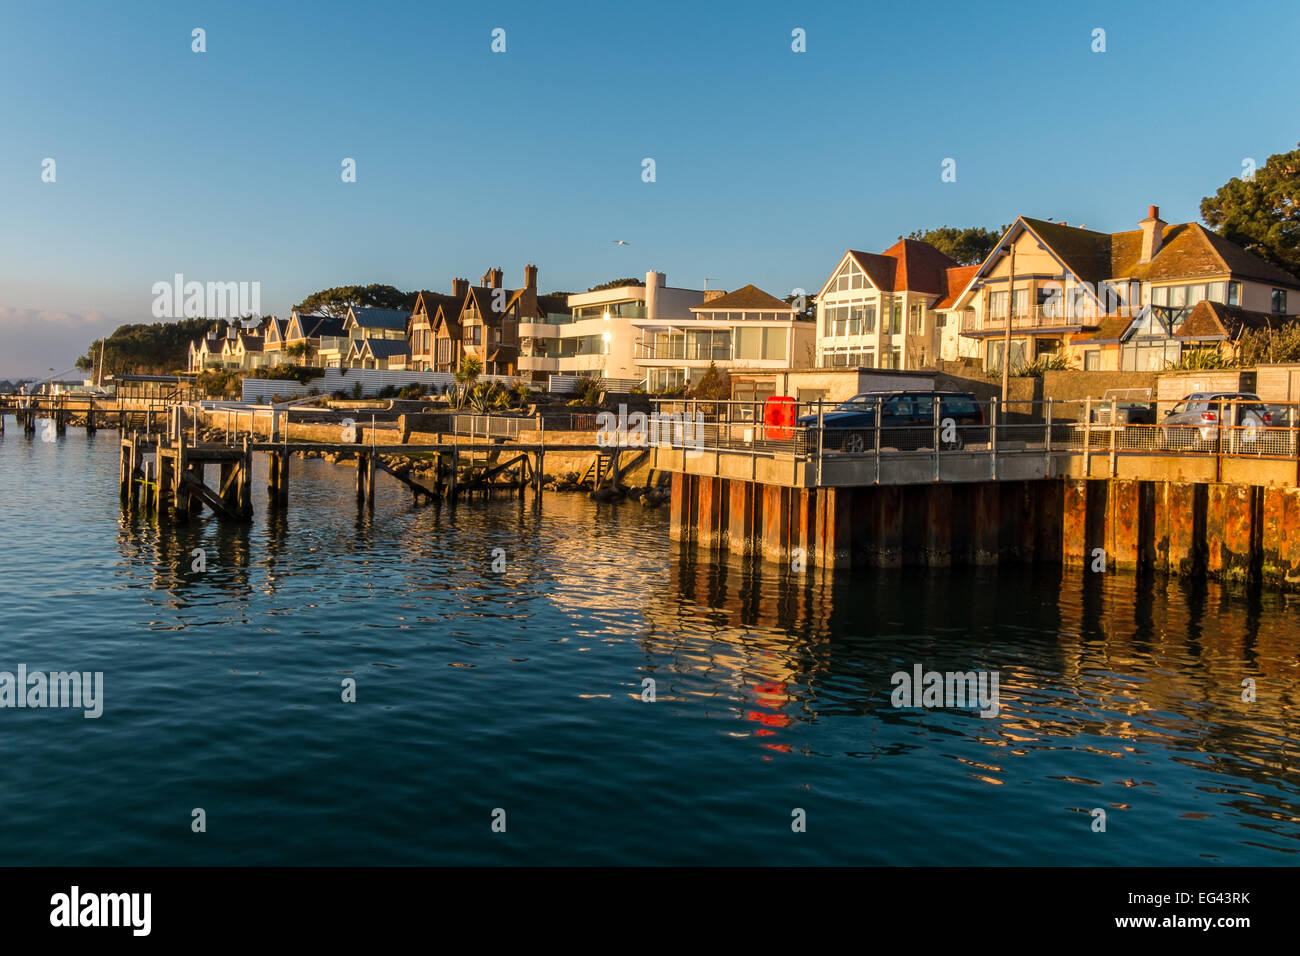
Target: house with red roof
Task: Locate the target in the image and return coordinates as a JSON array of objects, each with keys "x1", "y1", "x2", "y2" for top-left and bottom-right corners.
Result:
[{"x1": 814, "y1": 239, "x2": 966, "y2": 371}]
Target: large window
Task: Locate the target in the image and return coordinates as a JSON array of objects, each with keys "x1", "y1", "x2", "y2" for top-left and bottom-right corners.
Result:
[
  {"x1": 1273, "y1": 289, "x2": 1288, "y2": 314},
  {"x1": 1152, "y1": 281, "x2": 1240, "y2": 308},
  {"x1": 1121, "y1": 339, "x2": 1180, "y2": 371},
  {"x1": 821, "y1": 347, "x2": 874, "y2": 368},
  {"x1": 889, "y1": 299, "x2": 902, "y2": 334},
  {"x1": 908, "y1": 303, "x2": 924, "y2": 335},
  {"x1": 986, "y1": 338, "x2": 1028, "y2": 372},
  {"x1": 823, "y1": 300, "x2": 876, "y2": 336},
  {"x1": 829, "y1": 259, "x2": 868, "y2": 292},
  {"x1": 735, "y1": 327, "x2": 787, "y2": 362}
]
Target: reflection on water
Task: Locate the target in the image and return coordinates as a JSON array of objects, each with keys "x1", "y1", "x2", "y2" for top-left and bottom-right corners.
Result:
[{"x1": 0, "y1": 427, "x2": 1297, "y2": 864}]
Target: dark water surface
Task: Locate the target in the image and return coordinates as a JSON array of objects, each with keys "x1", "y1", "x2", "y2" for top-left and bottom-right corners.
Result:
[{"x1": 1, "y1": 426, "x2": 1298, "y2": 865}]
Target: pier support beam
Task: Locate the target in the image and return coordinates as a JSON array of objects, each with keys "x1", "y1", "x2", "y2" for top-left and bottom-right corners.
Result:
[
  {"x1": 1105, "y1": 478, "x2": 1141, "y2": 572},
  {"x1": 1206, "y1": 483, "x2": 1257, "y2": 584},
  {"x1": 761, "y1": 485, "x2": 790, "y2": 564},
  {"x1": 1260, "y1": 486, "x2": 1300, "y2": 588},
  {"x1": 725, "y1": 480, "x2": 757, "y2": 556},
  {"x1": 695, "y1": 476, "x2": 723, "y2": 550}
]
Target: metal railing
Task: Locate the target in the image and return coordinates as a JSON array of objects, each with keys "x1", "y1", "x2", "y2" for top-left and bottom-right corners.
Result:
[{"x1": 643, "y1": 396, "x2": 1300, "y2": 482}]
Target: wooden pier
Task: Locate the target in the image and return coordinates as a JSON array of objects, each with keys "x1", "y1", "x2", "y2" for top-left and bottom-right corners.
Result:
[{"x1": 115, "y1": 431, "x2": 646, "y2": 522}]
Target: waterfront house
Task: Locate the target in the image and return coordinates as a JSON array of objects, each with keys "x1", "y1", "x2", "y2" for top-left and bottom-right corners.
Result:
[
  {"x1": 953, "y1": 206, "x2": 1300, "y2": 371},
  {"x1": 187, "y1": 332, "x2": 223, "y2": 372},
  {"x1": 284, "y1": 311, "x2": 346, "y2": 367},
  {"x1": 631, "y1": 282, "x2": 816, "y2": 391},
  {"x1": 221, "y1": 331, "x2": 265, "y2": 370},
  {"x1": 459, "y1": 265, "x2": 567, "y2": 377},
  {"x1": 409, "y1": 284, "x2": 468, "y2": 372},
  {"x1": 261, "y1": 316, "x2": 289, "y2": 361},
  {"x1": 345, "y1": 336, "x2": 410, "y2": 370},
  {"x1": 520, "y1": 271, "x2": 703, "y2": 388},
  {"x1": 814, "y1": 239, "x2": 962, "y2": 370}
]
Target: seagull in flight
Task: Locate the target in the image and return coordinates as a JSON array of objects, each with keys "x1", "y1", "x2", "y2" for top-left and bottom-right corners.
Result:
[{"x1": 612, "y1": 239, "x2": 629, "y2": 245}]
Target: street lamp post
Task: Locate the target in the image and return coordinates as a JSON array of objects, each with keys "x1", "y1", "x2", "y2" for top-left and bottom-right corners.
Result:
[{"x1": 1000, "y1": 243, "x2": 1017, "y2": 405}]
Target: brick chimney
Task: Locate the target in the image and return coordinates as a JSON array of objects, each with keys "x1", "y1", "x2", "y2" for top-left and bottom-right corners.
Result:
[
  {"x1": 451, "y1": 277, "x2": 469, "y2": 300},
  {"x1": 481, "y1": 268, "x2": 503, "y2": 289},
  {"x1": 491, "y1": 268, "x2": 503, "y2": 289},
  {"x1": 1139, "y1": 205, "x2": 1166, "y2": 264},
  {"x1": 524, "y1": 264, "x2": 538, "y2": 291}
]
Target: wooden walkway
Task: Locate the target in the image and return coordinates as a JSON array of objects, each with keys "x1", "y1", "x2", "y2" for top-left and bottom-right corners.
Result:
[{"x1": 118, "y1": 433, "x2": 647, "y2": 522}]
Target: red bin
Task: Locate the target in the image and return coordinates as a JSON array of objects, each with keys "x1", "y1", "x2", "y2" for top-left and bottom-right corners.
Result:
[{"x1": 763, "y1": 395, "x2": 796, "y2": 440}]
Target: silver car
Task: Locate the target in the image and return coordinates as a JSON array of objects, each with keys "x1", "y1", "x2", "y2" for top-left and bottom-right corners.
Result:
[{"x1": 1158, "y1": 392, "x2": 1271, "y2": 452}]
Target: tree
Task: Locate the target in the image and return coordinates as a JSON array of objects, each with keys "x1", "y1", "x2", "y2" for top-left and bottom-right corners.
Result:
[
  {"x1": 688, "y1": 362, "x2": 731, "y2": 400},
  {"x1": 451, "y1": 355, "x2": 482, "y2": 410},
  {"x1": 1201, "y1": 142, "x2": 1300, "y2": 274},
  {"x1": 293, "y1": 284, "x2": 416, "y2": 317},
  {"x1": 905, "y1": 225, "x2": 1006, "y2": 265},
  {"x1": 78, "y1": 317, "x2": 229, "y2": 376},
  {"x1": 586, "y1": 277, "x2": 644, "y2": 292},
  {"x1": 784, "y1": 291, "x2": 816, "y2": 322}
]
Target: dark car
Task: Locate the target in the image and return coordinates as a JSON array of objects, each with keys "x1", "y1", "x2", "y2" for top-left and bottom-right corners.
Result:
[{"x1": 797, "y1": 390, "x2": 987, "y2": 453}]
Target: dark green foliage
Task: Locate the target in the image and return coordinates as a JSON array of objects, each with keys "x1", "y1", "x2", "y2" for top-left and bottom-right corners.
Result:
[
  {"x1": 1201, "y1": 143, "x2": 1300, "y2": 274},
  {"x1": 906, "y1": 226, "x2": 1007, "y2": 265}
]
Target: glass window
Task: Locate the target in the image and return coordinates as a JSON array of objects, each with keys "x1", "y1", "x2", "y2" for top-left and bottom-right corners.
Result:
[
  {"x1": 1208, "y1": 281, "x2": 1227, "y2": 303},
  {"x1": 1273, "y1": 289, "x2": 1288, "y2": 314},
  {"x1": 1170, "y1": 286, "x2": 1187, "y2": 307},
  {"x1": 1228, "y1": 282, "x2": 1241, "y2": 306}
]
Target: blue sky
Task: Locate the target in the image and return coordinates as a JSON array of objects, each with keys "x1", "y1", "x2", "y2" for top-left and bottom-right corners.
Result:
[{"x1": 1, "y1": 0, "x2": 1297, "y2": 377}]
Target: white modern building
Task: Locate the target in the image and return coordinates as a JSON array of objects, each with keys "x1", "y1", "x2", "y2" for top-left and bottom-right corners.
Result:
[
  {"x1": 632, "y1": 284, "x2": 816, "y2": 391},
  {"x1": 518, "y1": 271, "x2": 704, "y2": 386}
]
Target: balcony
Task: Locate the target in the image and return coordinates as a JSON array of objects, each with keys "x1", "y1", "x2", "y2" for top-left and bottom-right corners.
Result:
[
  {"x1": 635, "y1": 342, "x2": 732, "y2": 362},
  {"x1": 960, "y1": 307, "x2": 1094, "y2": 334}
]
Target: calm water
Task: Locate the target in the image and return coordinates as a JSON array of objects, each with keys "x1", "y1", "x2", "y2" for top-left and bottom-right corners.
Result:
[{"x1": 1, "y1": 423, "x2": 1298, "y2": 865}]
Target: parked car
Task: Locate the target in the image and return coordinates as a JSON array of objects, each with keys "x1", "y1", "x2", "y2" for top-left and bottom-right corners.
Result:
[
  {"x1": 1090, "y1": 388, "x2": 1156, "y2": 425},
  {"x1": 797, "y1": 390, "x2": 987, "y2": 453},
  {"x1": 1158, "y1": 392, "x2": 1272, "y2": 451}
]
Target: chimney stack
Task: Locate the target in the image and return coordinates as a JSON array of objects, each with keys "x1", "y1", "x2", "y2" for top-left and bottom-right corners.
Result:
[
  {"x1": 481, "y1": 268, "x2": 503, "y2": 289},
  {"x1": 1139, "y1": 204, "x2": 1166, "y2": 264},
  {"x1": 524, "y1": 264, "x2": 538, "y2": 291},
  {"x1": 452, "y1": 277, "x2": 469, "y2": 300}
]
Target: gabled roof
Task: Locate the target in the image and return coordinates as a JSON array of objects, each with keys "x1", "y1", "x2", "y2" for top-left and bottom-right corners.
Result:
[
  {"x1": 1016, "y1": 217, "x2": 1300, "y2": 290},
  {"x1": 465, "y1": 286, "x2": 523, "y2": 322},
  {"x1": 824, "y1": 240, "x2": 958, "y2": 297},
  {"x1": 364, "y1": 338, "x2": 410, "y2": 359},
  {"x1": 691, "y1": 284, "x2": 792, "y2": 312},
  {"x1": 1072, "y1": 314, "x2": 1135, "y2": 344},
  {"x1": 304, "y1": 315, "x2": 345, "y2": 338},
  {"x1": 846, "y1": 250, "x2": 896, "y2": 290},
  {"x1": 935, "y1": 265, "x2": 980, "y2": 310},
  {"x1": 412, "y1": 290, "x2": 465, "y2": 323},
  {"x1": 1019, "y1": 218, "x2": 1114, "y2": 288},
  {"x1": 346, "y1": 307, "x2": 410, "y2": 333},
  {"x1": 1176, "y1": 300, "x2": 1295, "y2": 341}
]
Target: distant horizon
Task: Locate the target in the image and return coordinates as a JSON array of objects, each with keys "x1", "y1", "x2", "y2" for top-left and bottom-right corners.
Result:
[{"x1": 2, "y1": 0, "x2": 1297, "y2": 377}]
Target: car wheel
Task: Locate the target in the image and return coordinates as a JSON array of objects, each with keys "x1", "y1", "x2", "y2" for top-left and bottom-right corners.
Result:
[
  {"x1": 844, "y1": 432, "x2": 867, "y2": 454},
  {"x1": 942, "y1": 433, "x2": 965, "y2": 451}
]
